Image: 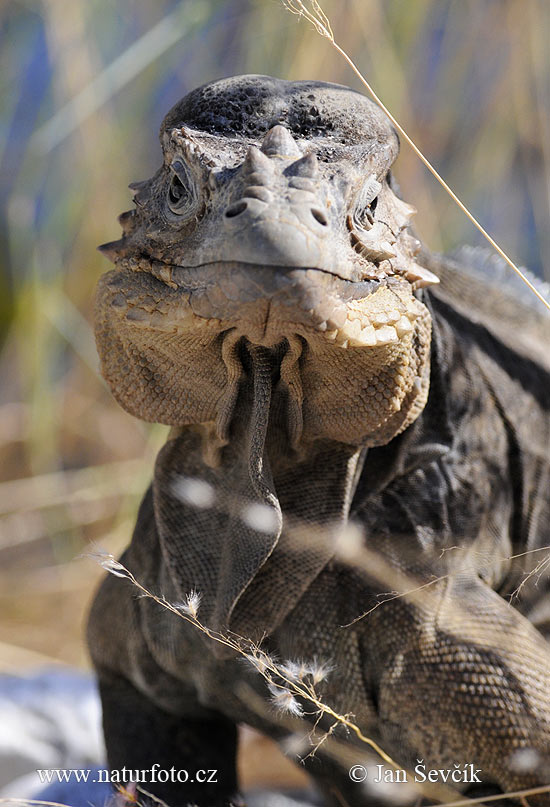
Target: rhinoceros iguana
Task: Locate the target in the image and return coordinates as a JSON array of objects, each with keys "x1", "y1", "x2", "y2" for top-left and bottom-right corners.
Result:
[{"x1": 88, "y1": 74, "x2": 550, "y2": 807}]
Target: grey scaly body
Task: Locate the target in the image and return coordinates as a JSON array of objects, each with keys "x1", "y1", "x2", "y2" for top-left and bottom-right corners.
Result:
[{"x1": 88, "y1": 75, "x2": 550, "y2": 807}]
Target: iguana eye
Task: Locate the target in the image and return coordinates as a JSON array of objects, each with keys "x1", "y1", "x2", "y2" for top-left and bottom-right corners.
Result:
[
  {"x1": 168, "y1": 175, "x2": 186, "y2": 208},
  {"x1": 352, "y1": 174, "x2": 382, "y2": 232},
  {"x1": 167, "y1": 160, "x2": 193, "y2": 216},
  {"x1": 364, "y1": 194, "x2": 378, "y2": 226}
]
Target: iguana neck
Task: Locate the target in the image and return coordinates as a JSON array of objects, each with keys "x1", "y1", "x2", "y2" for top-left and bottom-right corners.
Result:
[{"x1": 154, "y1": 347, "x2": 367, "y2": 643}]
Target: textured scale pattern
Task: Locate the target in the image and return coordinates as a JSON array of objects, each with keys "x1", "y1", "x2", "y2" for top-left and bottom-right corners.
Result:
[{"x1": 88, "y1": 76, "x2": 550, "y2": 807}]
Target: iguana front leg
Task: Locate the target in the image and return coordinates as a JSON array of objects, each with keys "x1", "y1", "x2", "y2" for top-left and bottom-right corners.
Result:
[
  {"x1": 88, "y1": 517, "x2": 242, "y2": 807},
  {"x1": 97, "y1": 669, "x2": 240, "y2": 807},
  {"x1": 368, "y1": 572, "x2": 550, "y2": 795}
]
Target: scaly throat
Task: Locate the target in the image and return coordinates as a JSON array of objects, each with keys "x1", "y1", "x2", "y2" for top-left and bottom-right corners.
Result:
[
  {"x1": 153, "y1": 344, "x2": 366, "y2": 648},
  {"x1": 215, "y1": 334, "x2": 305, "y2": 455}
]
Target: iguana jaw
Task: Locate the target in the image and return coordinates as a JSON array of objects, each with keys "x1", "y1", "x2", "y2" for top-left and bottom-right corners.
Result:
[
  {"x1": 96, "y1": 261, "x2": 432, "y2": 447},
  {"x1": 106, "y1": 259, "x2": 424, "y2": 349}
]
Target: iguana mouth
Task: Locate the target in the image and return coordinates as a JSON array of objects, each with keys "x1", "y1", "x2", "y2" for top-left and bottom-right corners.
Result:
[
  {"x1": 98, "y1": 257, "x2": 431, "y2": 443},
  {"x1": 110, "y1": 258, "x2": 425, "y2": 349}
]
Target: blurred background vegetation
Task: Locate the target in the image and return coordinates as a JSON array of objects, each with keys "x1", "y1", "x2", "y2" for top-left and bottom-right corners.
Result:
[{"x1": 1, "y1": 0, "x2": 550, "y2": 671}]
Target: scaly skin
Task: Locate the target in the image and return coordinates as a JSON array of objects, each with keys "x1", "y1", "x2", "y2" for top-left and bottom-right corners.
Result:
[{"x1": 88, "y1": 75, "x2": 550, "y2": 807}]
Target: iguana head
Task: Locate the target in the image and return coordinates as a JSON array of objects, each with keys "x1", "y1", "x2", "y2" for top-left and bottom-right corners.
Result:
[{"x1": 96, "y1": 75, "x2": 435, "y2": 448}]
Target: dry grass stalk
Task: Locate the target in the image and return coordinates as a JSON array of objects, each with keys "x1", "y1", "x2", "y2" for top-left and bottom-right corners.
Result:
[
  {"x1": 92, "y1": 552, "x2": 550, "y2": 807},
  {"x1": 0, "y1": 800, "x2": 73, "y2": 807},
  {"x1": 281, "y1": 0, "x2": 550, "y2": 313},
  {"x1": 91, "y1": 551, "x2": 399, "y2": 769}
]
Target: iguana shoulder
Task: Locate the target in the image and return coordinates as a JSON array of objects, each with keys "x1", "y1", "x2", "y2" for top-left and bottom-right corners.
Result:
[{"x1": 425, "y1": 245, "x2": 550, "y2": 370}]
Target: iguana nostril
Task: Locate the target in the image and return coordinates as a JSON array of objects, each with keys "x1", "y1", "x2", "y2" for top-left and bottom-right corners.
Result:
[
  {"x1": 311, "y1": 208, "x2": 328, "y2": 226},
  {"x1": 225, "y1": 201, "x2": 248, "y2": 218}
]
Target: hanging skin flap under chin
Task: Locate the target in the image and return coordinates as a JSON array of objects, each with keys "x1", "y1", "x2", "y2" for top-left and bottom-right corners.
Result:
[{"x1": 152, "y1": 347, "x2": 364, "y2": 648}]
